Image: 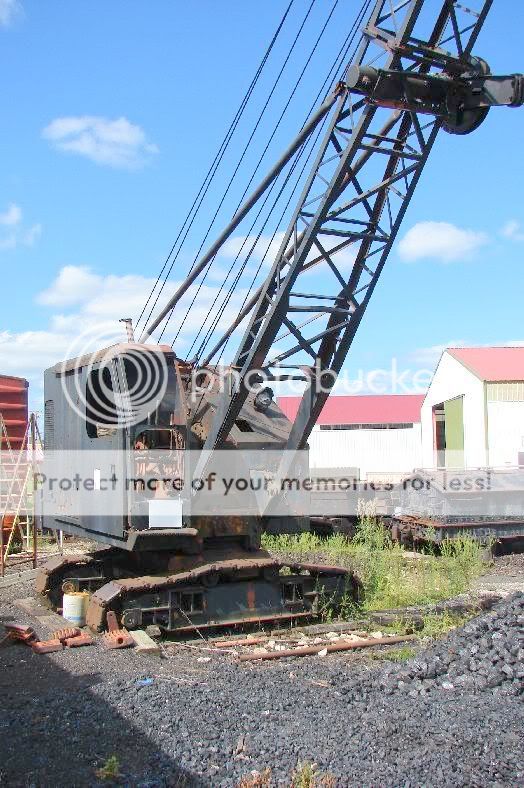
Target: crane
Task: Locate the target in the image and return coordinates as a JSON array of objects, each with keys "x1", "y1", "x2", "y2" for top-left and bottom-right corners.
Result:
[{"x1": 37, "y1": 0, "x2": 522, "y2": 634}]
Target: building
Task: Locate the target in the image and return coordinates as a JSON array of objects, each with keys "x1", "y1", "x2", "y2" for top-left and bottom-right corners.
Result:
[
  {"x1": 0, "y1": 374, "x2": 29, "y2": 451},
  {"x1": 421, "y1": 347, "x2": 524, "y2": 469},
  {"x1": 278, "y1": 394, "x2": 424, "y2": 481}
]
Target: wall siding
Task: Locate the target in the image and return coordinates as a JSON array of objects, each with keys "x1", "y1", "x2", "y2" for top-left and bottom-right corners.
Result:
[
  {"x1": 308, "y1": 424, "x2": 422, "y2": 480},
  {"x1": 487, "y1": 401, "x2": 524, "y2": 466}
]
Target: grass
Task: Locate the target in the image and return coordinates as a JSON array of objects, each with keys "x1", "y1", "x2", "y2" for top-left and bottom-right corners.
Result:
[
  {"x1": 238, "y1": 763, "x2": 335, "y2": 787},
  {"x1": 95, "y1": 755, "x2": 121, "y2": 782},
  {"x1": 370, "y1": 645, "x2": 417, "y2": 662},
  {"x1": 262, "y1": 517, "x2": 486, "y2": 614}
]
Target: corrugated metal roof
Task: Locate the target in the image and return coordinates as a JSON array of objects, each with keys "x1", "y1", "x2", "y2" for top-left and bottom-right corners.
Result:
[
  {"x1": 277, "y1": 394, "x2": 424, "y2": 425},
  {"x1": 447, "y1": 347, "x2": 524, "y2": 381}
]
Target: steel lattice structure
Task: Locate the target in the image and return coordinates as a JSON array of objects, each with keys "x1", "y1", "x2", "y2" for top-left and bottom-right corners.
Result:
[{"x1": 144, "y1": 0, "x2": 520, "y2": 458}]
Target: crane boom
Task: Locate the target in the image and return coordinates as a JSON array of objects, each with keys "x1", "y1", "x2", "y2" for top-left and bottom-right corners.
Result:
[{"x1": 174, "y1": 0, "x2": 521, "y2": 466}]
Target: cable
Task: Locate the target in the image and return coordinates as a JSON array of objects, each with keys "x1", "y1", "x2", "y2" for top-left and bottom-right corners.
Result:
[
  {"x1": 135, "y1": 0, "x2": 295, "y2": 333},
  {"x1": 195, "y1": 0, "x2": 371, "y2": 364},
  {"x1": 184, "y1": 0, "x2": 341, "y2": 360},
  {"x1": 158, "y1": 0, "x2": 319, "y2": 345}
]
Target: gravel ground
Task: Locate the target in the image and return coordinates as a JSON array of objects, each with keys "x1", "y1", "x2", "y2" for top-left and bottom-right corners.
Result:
[{"x1": 1, "y1": 578, "x2": 523, "y2": 787}]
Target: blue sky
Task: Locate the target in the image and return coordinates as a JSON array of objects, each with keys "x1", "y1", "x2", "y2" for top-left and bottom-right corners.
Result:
[{"x1": 0, "y1": 0, "x2": 523, "y2": 410}]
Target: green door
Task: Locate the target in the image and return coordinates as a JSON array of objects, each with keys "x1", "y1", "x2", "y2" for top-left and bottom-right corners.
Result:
[{"x1": 444, "y1": 396, "x2": 464, "y2": 468}]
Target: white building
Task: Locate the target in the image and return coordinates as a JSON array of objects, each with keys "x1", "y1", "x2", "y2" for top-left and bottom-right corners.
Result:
[
  {"x1": 421, "y1": 347, "x2": 524, "y2": 469},
  {"x1": 278, "y1": 394, "x2": 423, "y2": 481}
]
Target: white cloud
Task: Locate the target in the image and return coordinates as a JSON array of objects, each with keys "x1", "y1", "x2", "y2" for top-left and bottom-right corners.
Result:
[
  {"x1": 221, "y1": 232, "x2": 286, "y2": 267},
  {"x1": 410, "y1": 339, "x2": 524, "y2": 370},
  {"x1": 397, "y1": 221, "x2": 488, "y2": 263},
  {"x1": 0, "y1": 202, "x2": 21, "y2": 226},
  {"x1": 0, "y1": 203, "x2": 41, "y2": 252},
  {"x1": 37, "y1": 265, "x2": 102, "y2": 307},
  {"x1": 42, "y1": 115, "x2": 159, "y2": 169},
  {"x1": 0, "y1": 0, "x2": 21, "y2": 27},
  {"x1": 501, "y1": 219, "x2": 524, "y2": 242},
  {"x1": 0, "y1": 265, "x2": 252, "y2": 402},
  {"x1": 410, "y1": 340, "x2": 467, "y2": 368}
]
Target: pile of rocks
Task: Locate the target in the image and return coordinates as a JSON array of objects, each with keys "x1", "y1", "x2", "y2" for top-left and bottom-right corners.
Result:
[{"x1": 381, "y1": 592, "x2": 524, "y2": 696}]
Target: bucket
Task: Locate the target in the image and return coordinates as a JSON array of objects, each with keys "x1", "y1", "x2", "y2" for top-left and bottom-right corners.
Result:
[{"x1": 62, "y1": 591, "x2": 89, "y2": 626}]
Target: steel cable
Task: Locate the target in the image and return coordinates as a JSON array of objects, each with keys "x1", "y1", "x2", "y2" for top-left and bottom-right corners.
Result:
[
  {"x1": 184, "y1": 0, "x2": 341, "y2": 360},
  {"x1": 134, "y1": 0, "x2": 295, "y2": 333},
  {"x1": 157, "y1": 0, "x2": 319, "y2": 344},
  {"x1": 193, "y1": 0, "x2": 372, "y2": 365}
]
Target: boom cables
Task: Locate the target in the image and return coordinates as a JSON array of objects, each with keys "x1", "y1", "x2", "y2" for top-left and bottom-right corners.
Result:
[
  {"x1": 156, "y1": 0, "x2": 320, "y2": 345},
  {"x1": 191, "y1": 0, "x2": 372, "y2": 366},
  {"x1": 141, "y1": 0, "x2": 373, "y2": 366},
  {"x1": 134, "y1": 0, "x2": 295, "y2": 335}
]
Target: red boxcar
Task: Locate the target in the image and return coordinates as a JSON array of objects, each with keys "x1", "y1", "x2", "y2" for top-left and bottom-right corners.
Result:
[{"x1": 0, "y1": 374, "x2": 29, "y2": 450}]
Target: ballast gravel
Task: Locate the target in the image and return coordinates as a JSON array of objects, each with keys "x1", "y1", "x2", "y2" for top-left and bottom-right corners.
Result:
[{"x1": 0, "y1": 583, "x2": 522, "y2": 787}]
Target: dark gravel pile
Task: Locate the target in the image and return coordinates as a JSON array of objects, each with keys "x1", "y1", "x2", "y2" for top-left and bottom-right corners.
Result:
[
  {"x1": 380, "y1": 591, "x2": 524, "y2": 696},
  {"x1": 1, "y1": 584, "x2": 523, "y2": 787}
]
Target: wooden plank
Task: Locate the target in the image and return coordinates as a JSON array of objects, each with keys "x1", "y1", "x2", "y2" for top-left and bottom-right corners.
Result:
[
  {"x1": 14, "y1": 597, "x2": 75, "y2": 630},
  {"x1": 129, "y1": 629, "x2": 161, "y2": 654}
]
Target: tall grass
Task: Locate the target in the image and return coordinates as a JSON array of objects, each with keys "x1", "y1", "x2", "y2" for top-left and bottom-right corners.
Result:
[{"x1": 262, "y1": 517, "x2": 486, "y2": 611}]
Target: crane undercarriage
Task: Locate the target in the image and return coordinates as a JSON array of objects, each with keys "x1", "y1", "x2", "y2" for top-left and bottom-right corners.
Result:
[{"x1": 37, "y1": 546, "x2": 357, "y2": 634}]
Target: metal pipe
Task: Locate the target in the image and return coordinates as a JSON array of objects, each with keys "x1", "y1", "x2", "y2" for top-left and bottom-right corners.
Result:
[
  {"x1": 238, "y1": 633, "x2": 416, "y2": 661},
  {"x1": 141, "y1": 91, "x2": 339, "y2": 342},
  {"x1": 30, "y1": 413, "x2": 37, "y2": 570}
]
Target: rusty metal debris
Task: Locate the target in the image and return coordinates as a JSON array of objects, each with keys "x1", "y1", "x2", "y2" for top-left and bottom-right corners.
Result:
[
  {"x1": 213, "y1": 636, "x2": 269, "y2": 649},
  {"x1": 4, "y1": 622, "x2": 36, "y2": 643},
  {"x1": 101, "y1": 610, "x2": 134, "y2": 649},
  {"x1": 51, "y1": 626, "x2": 81, "y2": 642},
  {"x1": 64, "y1": 632, "x2": 94, "y2": 648},
  {"x1": 101, "y1": 630, "x2": 134, "y2": 649},
  {"x1": 31, "y1": 638, "x2": 63, "y2": 654},
  {"x1": 238, "y1": 634, "x2": 416, "y2": 662}
]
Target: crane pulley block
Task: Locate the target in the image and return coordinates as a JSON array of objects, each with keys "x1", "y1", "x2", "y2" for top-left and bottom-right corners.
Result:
[{"x1": 347, "y1": 58, "x2": 524, "y2": 135}]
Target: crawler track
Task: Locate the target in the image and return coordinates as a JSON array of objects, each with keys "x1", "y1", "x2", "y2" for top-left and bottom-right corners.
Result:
[{"x1": 36, "y1": 550, "x2": 359, "y2": 634}]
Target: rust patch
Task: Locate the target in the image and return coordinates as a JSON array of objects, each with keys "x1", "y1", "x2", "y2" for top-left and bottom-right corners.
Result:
[
  {"x1": 31, "y1": 639, "x2": 63, "y2": 654},
  {"x1": 246, "y1": 582, "x2": 256, "y2": 610},
  {"x1": 64, "y1": 633, "x2": 94, "y2": 648}
]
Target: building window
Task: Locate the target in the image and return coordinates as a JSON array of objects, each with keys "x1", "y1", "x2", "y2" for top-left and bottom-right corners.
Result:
[{"x1": 319, "y1": 422, "x2": 414, "y2": 431}]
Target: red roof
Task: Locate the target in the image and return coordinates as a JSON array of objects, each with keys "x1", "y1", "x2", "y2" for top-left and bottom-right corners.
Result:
[
  {"x1": 277, "y1": 394, "x2": 424, "y2": 425},
  {"x1": 447, "y1": 347, "x2": 524, "y2": 381}
]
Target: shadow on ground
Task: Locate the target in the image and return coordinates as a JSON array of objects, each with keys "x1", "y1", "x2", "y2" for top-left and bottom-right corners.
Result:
[{"x1": 0, "y1": 614, "x2": 203, "y2": 787}]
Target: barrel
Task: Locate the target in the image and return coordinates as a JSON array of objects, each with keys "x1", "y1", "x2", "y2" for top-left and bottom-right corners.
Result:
[{"x1": 62, "y1": 591, "x2": 89, "y2": 626}]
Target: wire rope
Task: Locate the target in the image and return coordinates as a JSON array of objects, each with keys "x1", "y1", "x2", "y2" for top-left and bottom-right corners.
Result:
[{"x1": 135, "y1": 0, "x2": 295, "y2": 333}]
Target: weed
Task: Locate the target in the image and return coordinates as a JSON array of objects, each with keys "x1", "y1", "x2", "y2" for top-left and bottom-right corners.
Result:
[
  {"x1": 291, "y1": 762, "x2": 336, "y2": 788},
  {"x1": 237, "y1": 764, "x2": 335, "y2": 788},
  {"x1": 95, "y1": 755, "x2": 121, "y2": 782},
  {"x1": 263, "y1": 518, "x2": 486, "y2": 614},
  {"x1": 419, "y1": 609, "x2": 474, "y2": 638},
  {"x1": 238, "y1": 767, "x2": 272, "y2": 787},
  {"x1": 371, "y1": 645, "x2": 417, "y2": 662}
]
